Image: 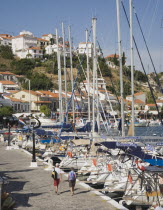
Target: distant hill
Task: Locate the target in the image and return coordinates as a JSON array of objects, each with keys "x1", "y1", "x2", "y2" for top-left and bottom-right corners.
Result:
[{"x1": 0, "y1": 53, "x2": 161, "y2": 99}]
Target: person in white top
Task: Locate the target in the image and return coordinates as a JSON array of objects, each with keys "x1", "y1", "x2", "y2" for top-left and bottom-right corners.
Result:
[{"x1": 53, "y1": 163, "x2": 63, "y2": 194}]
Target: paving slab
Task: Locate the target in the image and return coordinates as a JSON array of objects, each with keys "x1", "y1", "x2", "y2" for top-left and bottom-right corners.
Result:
[{"x1": 0, "y1": 144, "x2": 119, "y2": 210}]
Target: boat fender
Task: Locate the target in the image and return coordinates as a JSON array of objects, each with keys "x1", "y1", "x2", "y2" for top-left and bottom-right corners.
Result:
[
  {"x1": 92, "y1": 158, "x2": 97, "y2": 166},
  {"x1": 59, "y1": 146, "x2": 65, "y2": 151},
  {"x1": 119, "y1": 200, "x2": 127, "y2": 206},
  {"x1": 107, "y1": 164, "x2": 112, "y2": 172},
  {"x1": 67, "y1": 151, "x2": 73, "y2": 158}
]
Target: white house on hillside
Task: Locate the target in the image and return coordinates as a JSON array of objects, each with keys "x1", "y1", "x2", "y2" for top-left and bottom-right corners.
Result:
[
  {"x1": 0, "y1": 81, "x2": 20, "y2": 91},
  {"x1": 12, "y1": 31, "x2": 43, "y2": 58},
  {"x1": 45, "y1": 44, "x2": 61, "y2": 55},
  {"x1": 126, "y1": 92, "x2": 146, "y2": 103},
  {"x1": 0, "y1": 34, "x2": 12, "y2": 46},
  {"x1": 78, "y1": 42, "x2": 93, "y2": 57},
  {"x1": 37, "y1": 38, "x2": 49, "y2": 48},
  {"x1": 41, "y1": 34, "x2": 63, "y2": 44}
]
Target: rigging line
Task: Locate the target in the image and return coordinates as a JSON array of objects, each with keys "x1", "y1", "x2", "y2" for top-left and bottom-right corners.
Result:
[
  {"x1": 133, "y1": 5, "x2": 163, "y2": 93},
  {"x1": 146, "y1": 0, "x2": 160, "y2": 42},
  {"x1": 97, "y1": 61, "x2": 117, "y2": 129},
  {"x1": 62, "y1": 28, "x2": 92, "y2": 125},
  {"x1": 121, "y1": 0, "x2": 163, "y2": 125},
  {"x1": 65, "y1": 62, "x2": 84, "y2": 116},
  {"x1": 97, "y1": 40, "x2": 121, "y2": 106}
]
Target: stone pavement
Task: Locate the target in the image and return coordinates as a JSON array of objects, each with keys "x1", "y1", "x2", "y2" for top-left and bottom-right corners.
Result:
[{"x1": 0, "y1": 145, "x2": 117, "y2": 210}]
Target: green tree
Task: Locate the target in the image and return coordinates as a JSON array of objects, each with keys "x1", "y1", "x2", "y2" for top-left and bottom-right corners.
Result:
[
  {"x1": 113, "y1": 53, "x2": 119, "y2": 66},
  {"x1": 146, "y1": 91, "x2": 154, "y2": 103},
  {"x1": 29, "y1": 72, "x2": 53, "y2": 90},
  {"x1": 122, "y1": 52, "x2": 126, "y2": 66},
  {"x1": 98, "y1": 57, "x2": 112, "y2": 77},
  {"x1": 134, "y1": 70, "x2": 147, "y2": 82},
  {"x1": 11, "y1": 58, "x2": 35, "y2": 76},
  {"x1": 0, "y1": 45, "x2": 14, "y2": 59},
  {"x1": 0, "y1": 106, "x2": 13, "y2": 116},
  {"x1": 50, "y1": 38, "x2": 55, "y2": 45},
  {"x1": 40, "y1": 105, "x2": 51, "y2": 117}
]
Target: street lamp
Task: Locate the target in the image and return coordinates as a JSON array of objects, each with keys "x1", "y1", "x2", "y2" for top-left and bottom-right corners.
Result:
[
  {"x1": 26, "y1": 79, "x2": 31, "y2": 113},
  {"x1": 28, "y1": 79, "x2": 31, "y2": 113},
  {"x1": 30, "y1": 117, "x2": 41, "y2": 167}
]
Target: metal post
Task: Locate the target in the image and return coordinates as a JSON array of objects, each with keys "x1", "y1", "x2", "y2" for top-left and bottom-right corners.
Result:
[
  {"x1": 8, "y1": 123, "x2": 10, "y2": 146},
  {"x1": 29, "y1": 79, "x2": 31, "y2": 113},
  {"x1": 32, "y1": 129, "x2": 36, "y2": 162},
  {"x1": 68, "y1": 25, "x2": 75, "y2": 123},
  {"x1": 129, "y1": 0, "x2": 135, "y2": 136},
  {"x1": 56, "y1": 29, "x2": 63, "y2": 122},
  {"x1": 86, "y1": 29, "x2": 91, "y2": 122},
  {"x1": 116, "y1": 0, "x2": 125, "y2": 137},
  {"x1": 62, "y1": 22, "x2": 68, "y2": 122},
  {"x1": 92, "y1": 17, "x2": 97, "y2": 134}
]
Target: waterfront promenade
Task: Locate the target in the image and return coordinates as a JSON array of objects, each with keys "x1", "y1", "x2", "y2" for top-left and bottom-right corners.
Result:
[{"x1": 0, "y1": 144, "x2": 118, "y2": 210}]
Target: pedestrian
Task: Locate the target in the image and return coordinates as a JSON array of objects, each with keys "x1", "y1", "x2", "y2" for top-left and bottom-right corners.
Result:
[
  {"x1": 68, "y1": 167, "x2": 76, "y2": 196},
  {"x1": 53, "y1": 163, "x2": 62, "y2": 194}
]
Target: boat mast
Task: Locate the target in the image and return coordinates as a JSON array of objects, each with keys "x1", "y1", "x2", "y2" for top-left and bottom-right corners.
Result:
[
  {"x1": 92, "y1": 17, "x2": 98, "y2": 133},
  {"x1": 116, "y1": 0, "x2": 125, "y2": 137},
  {"x1": 129, "y1": 0, "x2": 135, "y2": 136},
  {"x1": 68, "y1": 25, "x2": 75, "y2": 123},
  {"x1": 86, "y1": 29, "x2": 91, "y2": 122},
  {"x1": 62, "y1": 23, "x2": 68, "y2": 122},
  {"x1": 56, "y1": 29, "x2": 63, "y2": 122}
]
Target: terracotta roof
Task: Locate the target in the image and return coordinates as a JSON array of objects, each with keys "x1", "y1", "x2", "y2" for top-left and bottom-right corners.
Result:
[
  {"x1": 127, "y1": 92, "x2": 145, "y2": 97},
  {"x1": 79, "y1": 42, "x2": 92, "y2": 44},
  {"x1": 0, "y1": 71, "x2": 15, "y2": 75},
  {"x1": 36, "y1": 91, "x2": 59, "y2": 98},
  {"x1": 0, "y1": 34, "x2": 12, "y2": 37},
  {"x1": 34, "y1": 101, "x2": 52, "y2": 104},
  {"x1": 156, "y1": 100, "x2": 163, "y2": 103},
  {"x1": 0, "y1": 36, "x2": 12, "y2": 40},
  {"x1": 22, "y1": 90, "x2": 42, "y2": 96},
  {"x1": 134, "y1": 99, "x2": 145, "y2": 104},
  {"x1": 7, "y1": 90, "x2": 19, "y2": 94},
  {"x1": 12, "y1": 34, "x2": 25, "y2": 39},
  {"x1": 13, "y1": 34, "x2": 36, "y2": 39},
  {"x1": 5, "y1": 96, "x2": 26, "y2": 102},
  {"x1": 42, "y1": 34, "x2": 49, "y2": 36},
  {"x1": 28, "y1": 47, "x2": 42, "y2": 50},
  {"x1": 0, "y1": 80, "x2": 16, "y2": 85},
  {"x1": 134, "y1": 92, "x2": 145, "y2": 96},
  {"x1": 146, "y1": 104, "x2": 156, "y2": 107},
  {"x1": 124, "y1": 99, "x2": 131, "y2": 103},
  {"x1": 105, "y1": 54, "x2": 119, "y2": 59},
  {"x1": 37, "y1": 38, "x2": 49, "y2": 42},
  {"x1": 99, "y1": 89, "x2": 110, "y2": 93}
]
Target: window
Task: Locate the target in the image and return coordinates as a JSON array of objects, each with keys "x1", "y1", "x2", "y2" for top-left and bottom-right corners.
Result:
[
  {"x1": 34, "y1": 50, "x2": 36, "y2": 53},
  {"x1": 14, "y1": 104, "x2": 17, "y2": 110},
  {"x1": 22, "y1": 95, "x2": 25, "y2": 98}
]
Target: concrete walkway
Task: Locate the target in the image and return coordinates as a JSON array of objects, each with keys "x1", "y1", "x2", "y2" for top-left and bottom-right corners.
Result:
[{"x1": 0, "y1": 144, "x2": 119, "y2": 210}]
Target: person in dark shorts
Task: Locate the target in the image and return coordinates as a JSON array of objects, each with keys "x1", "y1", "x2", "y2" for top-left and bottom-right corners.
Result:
[{"x1": 68, "y1": 167, "x2": 76, "y2": 196}]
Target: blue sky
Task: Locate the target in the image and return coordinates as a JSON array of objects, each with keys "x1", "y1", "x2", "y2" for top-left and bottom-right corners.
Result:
[{"x1": 0, "y1": 0, "x2": 163, "y2": 73}]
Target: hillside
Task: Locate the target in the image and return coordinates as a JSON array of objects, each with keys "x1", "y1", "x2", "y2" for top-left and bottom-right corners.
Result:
[{"x1": 0, "y1": 53, "x2": 161, "y2": 99}]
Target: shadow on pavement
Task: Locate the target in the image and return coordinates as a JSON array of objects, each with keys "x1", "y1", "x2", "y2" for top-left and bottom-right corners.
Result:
[
  {"x1": 12, "y1": 192, "x2": 45, "y2": 208},
  {"x1": 75, "y1": 190, "x2": 90, "y2": 195}
]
